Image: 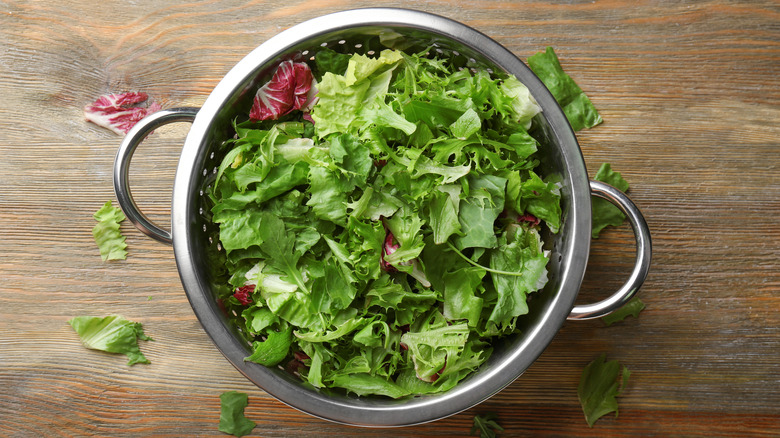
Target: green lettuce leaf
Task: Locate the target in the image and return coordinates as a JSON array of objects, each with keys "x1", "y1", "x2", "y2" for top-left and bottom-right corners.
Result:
[
  {"x1": 592, "y1": 162, "x2": 630, "y2": 238},
  {"x1": 330, "y1": 373, "x2": 409, "y2": 399},
  {"x1": 218, "y1": 391, "x2": 256, "y2": 437},
  {"x1": 400, "y1": 313, "x2": 470, "y2": 381},
  {"x1": 443, "y1": 266, "x2": 486, "y2": 327},
  {"x1": 244, "y1": 326, "x2": 293, "y2": 366},
  {"x1": 68, "y1": 315, "x2": 152, "y2": 365},
  {"x1": 488, "y1": 231, "x2": 549, "y2": 325},
  {"x1": 602, "y1": 296, "x2": 645, "y2": 326},
  {"x1": 527, "y1": 46, "x2": 602, "y2": 131},
  {"x1": 578, "y1": 354, "x2": 631, "y2": 427},
  {"x1": 471, "y1": 412, "x2": 505, "y2": 438},
  {"x1": 454, "y1": 174, "x2": 507, "y2": 249},
  {"x1": 92, "y1": 201, "x2": 127, "y2": 261}
]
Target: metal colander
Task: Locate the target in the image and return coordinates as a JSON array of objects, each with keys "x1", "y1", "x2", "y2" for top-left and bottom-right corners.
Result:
[{"x1": 114, "y1": 7, "x2": 651, "y2": 427}]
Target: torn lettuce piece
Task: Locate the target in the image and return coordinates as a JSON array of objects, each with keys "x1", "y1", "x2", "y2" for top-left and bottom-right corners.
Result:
[
  {"x1": 602, "y1": 296, "x2": 645, "y2": 326},
  {"x1": 578, "y1": 354, "x2": 631, "y2": 427},
  {"x1": 527, "y1": 46, "x2": 602, "y2": 131},
  {"x1": 92, "y1": 201, "x2": 127, "y2": 261},
  {"x1": 592, "y1": 162, "x2": 630, "y2": 238},
  {"x1": 68, "y1": 315, "x2": 152, "y2": 365},
  {"x1": 218, "y1": 391, "x2": 256, "y2": 437}
]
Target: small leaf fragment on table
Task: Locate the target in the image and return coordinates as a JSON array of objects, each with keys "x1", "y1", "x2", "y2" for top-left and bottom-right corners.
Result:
[
  {"x1": 471, "y1": 412, "x2": 504, "y2": 438},
  {"x1": 219, "y1": 391, "x2": 256, "y2": 437},
  {"x1": 578, "y1": 354, "x2": 630, "y2": 427},
  {"x1": 68, "y1": 315, "x2": 153, "y2": 366},
  {"x1": 602, "y1": 296, "x2": 646, "y2": 326},
  {"x1": 92, "y1": 201, "x2": 128, "y2": 261},
  {"x1": 592, "y1": 163, "x2": 630, "y2": 238}
]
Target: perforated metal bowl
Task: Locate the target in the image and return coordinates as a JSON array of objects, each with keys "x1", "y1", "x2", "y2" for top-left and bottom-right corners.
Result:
[{"x1": 114, "y1": 8, "x2": 651, "y2": 426}]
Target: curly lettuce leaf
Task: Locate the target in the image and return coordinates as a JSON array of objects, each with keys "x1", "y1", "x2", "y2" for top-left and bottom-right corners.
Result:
[
  {"x1": 578, "y1": 354, "x2": 631, "y2": 427},
  {"x1": 68, "y1": 315, "x2": 152, "y2": 365},
  {"x1": 218, "y1": 391, "x2": 256, "y2": 437},
  {"x1": 527, "y1": 46, "x2": 602, "y2": 131},
  {"x1": 92, "y1": 201, "x2": 127, "y2": 261},
  {"x1": 592, "y1": 162, "x2": 630, "y2": 238}
]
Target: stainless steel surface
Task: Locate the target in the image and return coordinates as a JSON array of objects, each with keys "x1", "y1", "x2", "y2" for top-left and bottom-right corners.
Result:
[
  {"x1": 114, "y1": 7, "x2": 650, "y2": 427},
  {"x1": 567, "y1": 180, "x2": 653, "y2": 320},
  {"x1": 114, "y1": 107, "x2": 199, "y2": 244}
]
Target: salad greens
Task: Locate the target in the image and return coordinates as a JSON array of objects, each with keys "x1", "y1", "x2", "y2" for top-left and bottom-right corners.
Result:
[
  {"x1": 578, "y1": 354, "x2": 630, "y2": 427},
  {"x1": 208, "y1": 45, "x2": 566, "y2": 398},
  {"x1": 92, "y1": 201, "x2": 127, "y2": 261},
  {"x1": 218, "y1": 391, "x2": 256, "y2": 437},
  {"x1": 592, "y1": 162, "x2": 630, "y2": 238},
  {"x1": 68, "y1": 315, "x2": 152, "y2": 365}
]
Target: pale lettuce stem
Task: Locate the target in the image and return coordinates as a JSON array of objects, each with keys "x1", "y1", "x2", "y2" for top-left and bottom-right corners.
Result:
[{"x1": 445, "y1": 242, "x2": 524, "y2": 277}]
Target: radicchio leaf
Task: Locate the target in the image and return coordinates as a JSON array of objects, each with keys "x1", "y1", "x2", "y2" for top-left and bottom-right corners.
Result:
[
  {"x1": 233, "y1": 285, "x2": 255, "y2": 305},
  {"x1": 249, "y1": 60, "x2": 316, "y2": 121},
  {"x1": 84, "y1": 92, "x2": 162, "y2": 135}
]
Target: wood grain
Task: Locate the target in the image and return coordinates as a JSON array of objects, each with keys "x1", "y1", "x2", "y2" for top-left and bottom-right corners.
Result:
[{"x1": 1, "y1": 0, "x2": 778, "y2": 436}]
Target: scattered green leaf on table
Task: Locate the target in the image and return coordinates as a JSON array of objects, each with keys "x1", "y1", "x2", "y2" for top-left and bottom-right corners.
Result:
[
  {"x1": 92, "y1": 201, "x2": 127, "y2": 261},
  {"x1": 578, "y1": 354, "x2": 630, "y2": 427},
  {"x1": 471, "y1": 412, "x2": 504, "y2": 438},
  {"x1": 602, "y1": 296, "x2": 646, "y2": 326},
  {"x1": 219, "y1": 391, "x2": 256, "y2": 437},
  {"x1": 527, "y1": 46, "x2": 602, "y2": 131},
  {"x1": 592, "y1": 163, "x2": 630, "y2": 238},
  {"x1": 68, "y1": 315, "x2": 152, "y2": 365}
]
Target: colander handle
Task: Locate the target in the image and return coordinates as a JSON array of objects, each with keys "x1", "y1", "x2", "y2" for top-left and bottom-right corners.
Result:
[
  {"x1": 567, "y1": 180, "x2": 652, "y2": 320},
  {"x1": 113, "y1": 107, "x2": 199, "y2": 245}
]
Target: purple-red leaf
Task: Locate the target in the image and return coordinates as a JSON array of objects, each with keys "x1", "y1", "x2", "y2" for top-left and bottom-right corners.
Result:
[
  {"x1": 250, "y1": 60, "x2": 316, "y2": 121},
  {"x1": 84, "y1": 92, "x2": 161, "y2": 135}
]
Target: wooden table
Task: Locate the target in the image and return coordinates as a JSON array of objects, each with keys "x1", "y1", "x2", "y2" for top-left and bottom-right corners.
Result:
[{"x1": 1, "y1": 0, "x2": 778, "y2": 436}]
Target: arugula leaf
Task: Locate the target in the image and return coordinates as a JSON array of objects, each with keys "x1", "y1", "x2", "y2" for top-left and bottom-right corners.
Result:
[
  {"x1": 471, "y1": 412, "x2": 505, "y2": 438},
  {"x1": 578, "y1": 354, "x2": 631, "y2": 427},
  {"x1": 218, "y1": 391, "x2": 256, "y2": 437},
  {"x1": 592, "y1": 162, "x2": 630, "y2": 238},
  {"x1": 244, "y1": 326, "x2": 293, "y2": 366},
  {"x1": 527, "y1": 46, "x2": 602, "y2": 131},
  {"x1": 68, "y1": 315, "x2": 152, "y2": 365},
  {"x1": 92, "y1": 201, "x2": 127, "y2": 261},
  {"x1": 602, "y1": 296, "x2": 645, "y2": 326}
]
